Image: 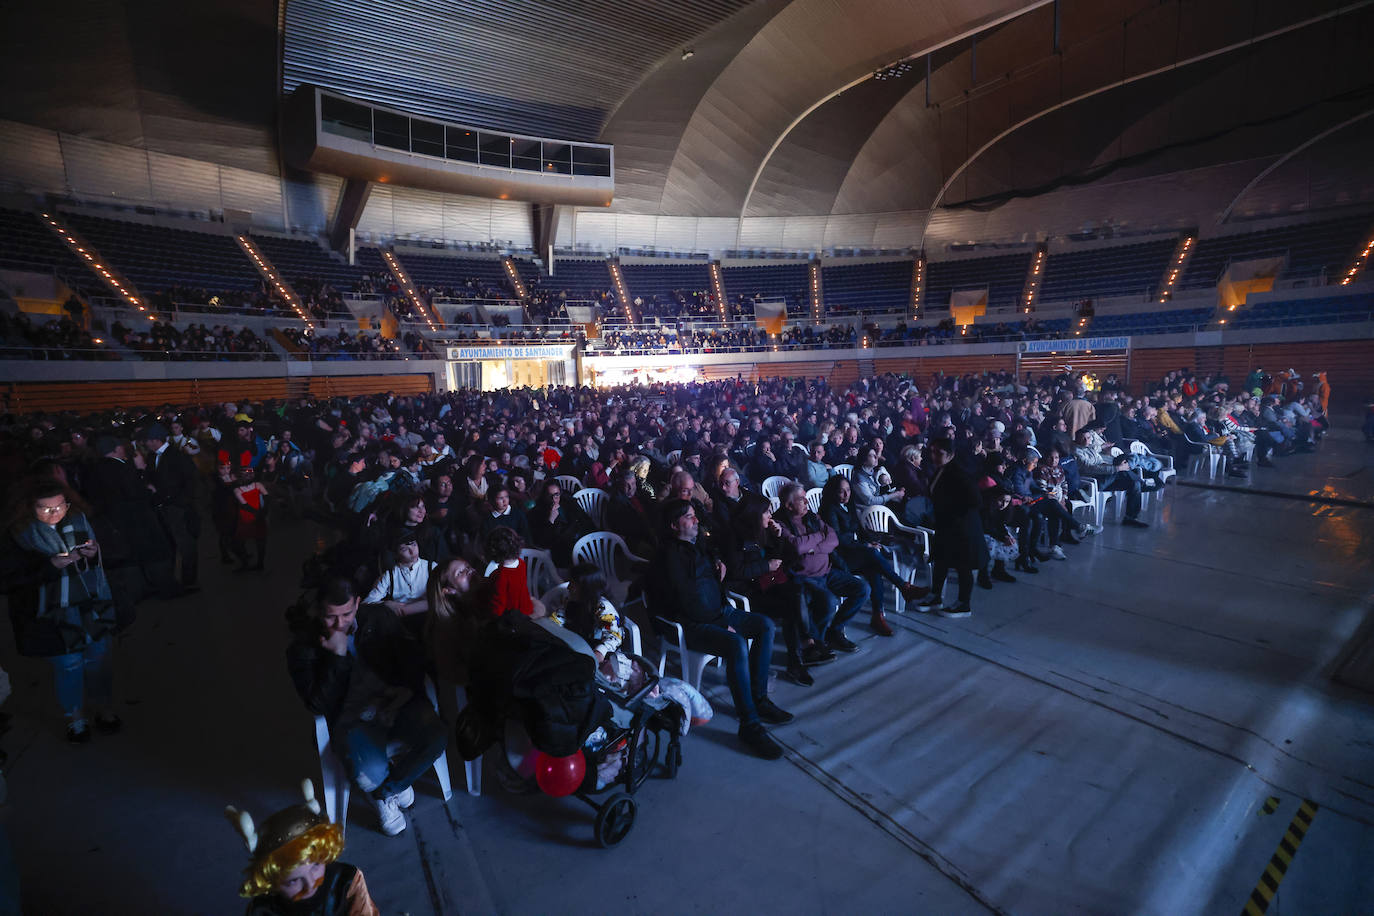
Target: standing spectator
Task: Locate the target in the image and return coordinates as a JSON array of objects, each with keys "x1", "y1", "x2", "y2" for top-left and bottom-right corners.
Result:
[
  {"x1": 141, "y1": 423, "x2": 201, "y2": 590},
  {"x1": 916, "y1": 437, "x2": 982, "y2": 618},
  {"x1": 232, "y1": 467, "x2": 270, "y2": 571},
  {"x1": 3, "y1": 478, "x2": 118, "y2": 743}
]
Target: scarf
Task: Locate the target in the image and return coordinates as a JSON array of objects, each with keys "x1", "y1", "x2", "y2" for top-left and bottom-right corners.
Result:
[{"x1": 13, "y1": 511, "x2": 114, "y2": 644}]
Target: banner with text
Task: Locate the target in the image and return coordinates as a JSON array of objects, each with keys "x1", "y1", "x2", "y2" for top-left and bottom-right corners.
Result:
[
  {"x1": 1018, "y1": 336, "x2": 1130, "y2": 353},
  {"x1": 447, "y1": 345, "x2": 574, "y2": 361}
]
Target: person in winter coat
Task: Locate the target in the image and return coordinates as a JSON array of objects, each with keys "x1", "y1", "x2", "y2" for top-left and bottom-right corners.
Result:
[{"x1": 3, "y1": 477, "x2": 118, "y2": 743}]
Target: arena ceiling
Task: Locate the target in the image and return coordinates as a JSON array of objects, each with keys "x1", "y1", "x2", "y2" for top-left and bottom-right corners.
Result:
[{"x1": 3, "y1": 0, "x2": 1373, "y2": 228}]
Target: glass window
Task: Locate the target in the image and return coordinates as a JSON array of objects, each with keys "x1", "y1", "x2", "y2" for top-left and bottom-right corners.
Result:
[
  {"x1": 445, "y1": 126, "x2": 478, "y2": 163},
  {"x1": 572, "y1": 146, "x2": 612, "y2": 177},
  {"x1": 410, "y1": 119, "x2": 444, "y2": 157},
  {"x1": 373, "y1": 111, "x2": 410, "y2": 151},
  {"x1": 479, "y1": 133, "x2": 512, "y2": 167},
  {"x1": 511, "y1": 139, "x2": 541, "y2": 172},
  {"x1": 542, "y1": 143, "x2": 572, "y2": 174},
  {"x1": 320, "y1": 95, "x2": 372, "y2": 143}
]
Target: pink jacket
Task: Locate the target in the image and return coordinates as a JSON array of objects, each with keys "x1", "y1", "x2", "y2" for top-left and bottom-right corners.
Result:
[{"x1": 778, "y1": 514, "x2": 839, "y2": 578}]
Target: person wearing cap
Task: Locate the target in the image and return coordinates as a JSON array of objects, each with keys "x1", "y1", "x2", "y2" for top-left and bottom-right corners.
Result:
[
  {"x1": 141, "y1": 422, "x2": 201, "y2": 590},
  {"x1": 225, "y1": 779, "x2": 379, "y2": 914}
]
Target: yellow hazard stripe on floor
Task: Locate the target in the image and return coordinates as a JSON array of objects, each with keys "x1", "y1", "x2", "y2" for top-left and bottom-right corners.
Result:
[{"x1": 1240, "y1": 799, "x2": 1319, "y2": 916}]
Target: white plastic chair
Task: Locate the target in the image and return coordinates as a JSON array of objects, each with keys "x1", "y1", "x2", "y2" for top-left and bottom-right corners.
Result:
[
  {"x1": 572, "y1": 531, "x2": 648, "y2": 608},
  {"x1": 859, "y1": 504, "x2": 931, "y2": 610},
  {"x1": 1183, "y1": 433, "x2": 1223, "y2": 477},
  {"x1": 653, "y1": 592, "x2": 748, "y2": 691},
  {"x1": 554, "y1": 475, "x2": 583, "y2": 494},
  {"x1": 313, "y1": 677, "x2": 460, "y2": 832},
  {"x1": 805, "y1": 487, "x2": 824, "y2": 514},
  {"x1": 540, "y1": 583, "x2": 642, "y2": 657},
  {"x1": 1129, "y1": 440, "x2": 1177, "y2": 487},
  {"x1": 833, "y1": 464, "x2": 854, "y2": 480},
  {"x1": 573, "y1": 487, "x2": 608, "y2": 528},
  {"x1": 1069, "y1": 476, "x2": 1109, "y2": 528},
  {"x1": 761, "y1": 475, "x2": 792, "y2": 501}
]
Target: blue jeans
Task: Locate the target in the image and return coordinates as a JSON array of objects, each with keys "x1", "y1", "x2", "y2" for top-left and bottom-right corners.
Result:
[
  {"x1": 48, "y1": 637, "x2": 113, "y2": 721},
  {"x1": 839, "y1": 545, "x2": 905, "y2": 617},
  {"x1": 1101, "y1": 470, "x2": 1142, "y2": 519},
  {"x1": 683, "y1": 606, "x2": 775, "y2": 728},
  {"x1": 798, "y1": 569, "x2": 870, "y2": 638},
  {"x1": 332, "y1": 694, "x2": 447, "y2": 798}
]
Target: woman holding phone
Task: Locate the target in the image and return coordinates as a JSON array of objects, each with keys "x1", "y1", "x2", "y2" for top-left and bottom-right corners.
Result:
[{"x1": 3, "y1": 477, "x2": 119, "y2": 743}]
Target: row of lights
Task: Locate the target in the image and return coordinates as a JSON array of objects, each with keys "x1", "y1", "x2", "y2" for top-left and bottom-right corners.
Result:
[
  {"x1": 238, "y1": 236, "x2": 315, "y2": 328},
  {"x1": 41, "y1": 213, "x2": 149, "y2": 320},
  {"x1": 710, "y1": 262, "x2": 728, "y2": 321},
  {"x1": 910, "y1": 256, "x2": 925, "y2": 320},
  {"x1": 608, "y1": 260, "x2": 636, "y2": 324},
  {"x1": 381, "y1": 250, "x2": 437, "y2": 331},
  {"x1": 1023, "y1": 248, "x2": 1046, "y2": 313},
  {"x1": 1340, "y1": 234, "x2": 1374, "y2": 285},
  {"x1": 502, "y1": 257, "x2": 527, "y2": 298},
  {"x1": 809, "y1": 262, "x2": 822, "y2": 321},
  {"x1": 1158, "y1": 236, "x2": 1195, "y2": 302}
]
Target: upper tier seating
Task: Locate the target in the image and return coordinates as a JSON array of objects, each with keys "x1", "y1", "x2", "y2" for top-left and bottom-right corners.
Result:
[
  {"x1": 65, "y1": 213, "x2": 262, "y2": 295},
  {"x1": 722, "y1": 263, "x2": 809, "y2": 312},
  {"x1": 1039, "y1": 239, "x2": 1177, "y2": 303},
  {"x1": 1179, "y1": 213, "x2": 1373, "y2": 291},
  {"x1": 924, "y1": 252, "x2": 1032, "y2": 313},
  {"x1": 393, "y1": 251, "x2": 514, "y2": 299},
  {"x1": 535, "y1": 258, "x2": 614, "y2": 301},
  {"x1": 620, "y1": 262, "x2": 712, "y2": 305},
  {"x1": 251, "y1": 235, "x2": 364, "y2": 290},
  {"x1": 0, "y1": 208, "x2": 102, "y2": 291},
  {"x1": 823, "y1": 260, "x2": 911, "y2": 315},
  {"x1": 1226, "y1": 293, "x2": 1374, "y2": 329},
  {"x1": 1088, "y1": 307, "x2": 1213, "y2": 335}
]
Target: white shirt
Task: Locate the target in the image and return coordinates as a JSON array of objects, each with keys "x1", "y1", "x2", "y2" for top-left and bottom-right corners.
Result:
[{"x1": 365, "y1": 559, "x2": 436, "y2": 605}]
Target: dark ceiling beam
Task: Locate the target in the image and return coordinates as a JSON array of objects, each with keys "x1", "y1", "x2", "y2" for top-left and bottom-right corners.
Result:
[
  {"x1": 328, "y1": 177, "x2": 372, "y2": 253},
  {"x1": 530, "y1": 203, "x2": 560, "y2": 266}
]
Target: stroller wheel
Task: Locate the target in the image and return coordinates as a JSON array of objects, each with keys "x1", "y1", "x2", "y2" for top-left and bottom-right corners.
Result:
[
  {"x1": 594, "y1": 793, "x2": 637, "y2": 848},
  {"x1": 665, "y1": 741, "x2": 682, "y2": 779}
]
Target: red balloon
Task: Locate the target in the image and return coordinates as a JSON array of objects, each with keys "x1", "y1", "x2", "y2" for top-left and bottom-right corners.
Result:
[{"x1": 534, "y1": 749, "x2": 586, "y2": 797}]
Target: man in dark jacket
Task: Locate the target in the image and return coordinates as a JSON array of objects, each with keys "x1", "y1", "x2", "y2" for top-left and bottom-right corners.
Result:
[
  {"x1": 647, "y1": 500, "x2": 791, "y2": 760},
  {"x1": 286, "y1": 576, "x2": 446, "y2": 837},
  {"x1": 141, "y1": 423, "x2": 201, "y2": 589},
  {"x1": 916, "y1": 437, "x2": 983, "y2": 618}
]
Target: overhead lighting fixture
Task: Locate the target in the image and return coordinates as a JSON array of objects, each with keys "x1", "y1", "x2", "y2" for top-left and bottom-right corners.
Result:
[{"x1": 681, "y1": 49, "x2": 694, "y2": 60}]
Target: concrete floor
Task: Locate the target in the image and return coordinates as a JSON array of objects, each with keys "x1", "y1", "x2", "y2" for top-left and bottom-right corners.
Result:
[{"x1": 2, "y1": 433, "x2": 1372, "y2": 915}]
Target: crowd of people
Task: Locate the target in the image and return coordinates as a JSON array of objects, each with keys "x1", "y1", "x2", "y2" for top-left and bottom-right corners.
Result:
[
  {"x1": 279, "y1": 327, "x2": 407, "y2": 360},
  {"x1": 0, "y1": 360, "x2": 1342, "y2": 910},
  {"x1": 109, "y1": 321, "x2": 276, "y2": 361},
  {"x1": 0, "y1": 311, "x2": 109, "y2": 360}
]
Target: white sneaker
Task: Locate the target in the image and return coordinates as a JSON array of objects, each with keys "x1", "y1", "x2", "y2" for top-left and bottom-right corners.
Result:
[
  {"x1": 1050, "y1": 545, "x2": 1067, "y2": 560},
  {"x1": 373, "y1": 794, "x2": 406, "y2": 836},
  {"x1": 395, "y1": 785, "x2": 416, "y2": 809},
  {"x1": 1081, "y1": 524, "x2": 1102, "y2": 536}
]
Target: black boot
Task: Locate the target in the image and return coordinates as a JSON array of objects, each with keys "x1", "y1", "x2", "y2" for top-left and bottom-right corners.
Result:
[
  {"x1": 991, "y1": 561, "x2": 1016, "y2": 583},
  {"x1": 977, "y1": 570, "x2": 993, "y2": 590},
  {"x1": 1014, "y1": 555, "x2": 1039, "y2": 574}
]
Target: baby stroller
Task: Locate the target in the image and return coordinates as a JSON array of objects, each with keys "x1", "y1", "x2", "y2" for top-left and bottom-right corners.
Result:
[{"x1": 456, "y1": 611, "x2": 684, "y2": 848}]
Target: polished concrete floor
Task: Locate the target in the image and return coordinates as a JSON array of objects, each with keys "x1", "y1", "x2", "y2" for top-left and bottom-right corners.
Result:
[{"x1": 2, "y1": 434, "x2": 1372, "y2": 915}]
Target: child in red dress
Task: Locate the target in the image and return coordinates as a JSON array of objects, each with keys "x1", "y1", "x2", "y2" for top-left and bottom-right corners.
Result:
[{"x1": 482, "y1": 527, "x2": 544, "y2": 618}]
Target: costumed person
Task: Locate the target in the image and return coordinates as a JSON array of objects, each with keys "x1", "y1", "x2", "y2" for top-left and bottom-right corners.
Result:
[
  {"x1": 232, "y1": 465, "x2": 270, "y2": 571},
  {"x1": 225, "y1": 779, "x2": 378, "y2": 916},
  {"x1": 2, "y1": 476, "x2": 118, "y2": 743}
]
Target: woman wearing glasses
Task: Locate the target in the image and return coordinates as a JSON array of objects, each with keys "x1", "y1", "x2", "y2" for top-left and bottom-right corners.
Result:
[{"x1": 3, "y1": 477, "x2": 118, "y2": 743}]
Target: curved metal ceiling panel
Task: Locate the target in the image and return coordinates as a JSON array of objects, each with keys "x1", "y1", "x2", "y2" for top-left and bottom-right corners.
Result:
[
  {"x1": 653, "y1": 0, "x2": 1045, "y2": 216},
  {"x1": 282, "y1": 0, "x2": 755, "y2": 142}
]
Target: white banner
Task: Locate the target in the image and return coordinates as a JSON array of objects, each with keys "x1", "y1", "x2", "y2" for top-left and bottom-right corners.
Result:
[
  {"x1": 447, "y1": 345, "x2": 573, "y2": 361},
  {"x1": 1019, "y1": 336, "x2": 1130, "y2": 353}
]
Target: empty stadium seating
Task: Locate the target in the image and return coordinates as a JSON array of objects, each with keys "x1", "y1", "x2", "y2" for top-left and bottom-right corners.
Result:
[
  {"x1": 1179, "y1": 214, "x2": 1372, "y2": 291},
  {"x1": 1038, "y1": 238, "x2": 1177, "y2": 303},
  {"x1": 620, "y1": 262, "x2": 712, "y2": 306},
  {"x1": 923, "y1": 252, "x2": 1032, "y2": 312},
  {"x1": 823, "y1": 260, "x2": 911, "y2": 315},
  {"x1": 534, "y1": 258, "x2": 613, "y2": 300},
  {"x1": 722, "y1": 262, "x2": 808, "y2": 311},
  {"x1": 391, "y1": 250, "x2": 514, "y2": 298},
  {"x1": 65, "y1": 213, "x2": 263, "y2": 295},
  {"x1": 1226, "y1": 293, "x2": 1374, "y2": 329},
  {"x1": 0, "y1": 208, "x2": 102, "y2": 291},
  {"x1": 1088, "y1": 307, "x2": 1213, "y2": 334},
  {"x1": 251, "y1": 234, "x2": 364, "y2": 290}
]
